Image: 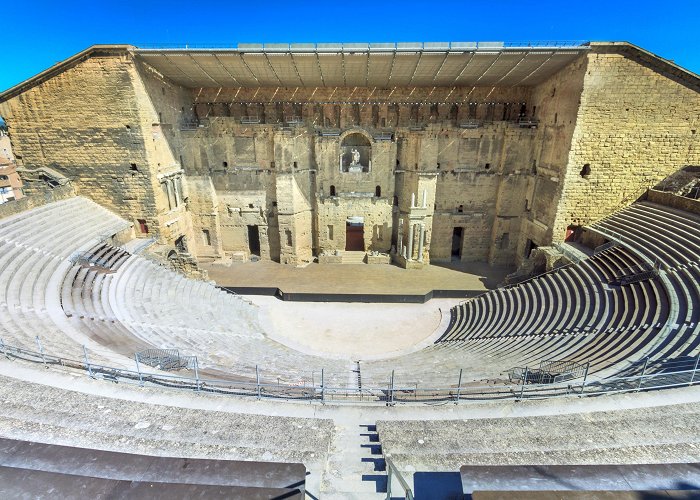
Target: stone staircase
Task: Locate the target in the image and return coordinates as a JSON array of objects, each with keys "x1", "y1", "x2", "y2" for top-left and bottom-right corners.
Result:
[
  {"x1": 321, "y1": 420, "x2": 387, "y2": 499},
  {"x1": 340, "y1": 251, "x2": 367, "y2": 264}
]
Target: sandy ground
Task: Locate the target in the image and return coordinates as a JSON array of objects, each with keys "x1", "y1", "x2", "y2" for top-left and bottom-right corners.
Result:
[{"x1": 249, "y1": 295, "x2": 462, "y2": 359}]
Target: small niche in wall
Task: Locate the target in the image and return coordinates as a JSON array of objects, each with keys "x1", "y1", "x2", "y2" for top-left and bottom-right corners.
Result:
[
  {"x1": 484, "y1": 163, "x2": 491, "y2": 170},
  {"x1": 375, "y1": 185, "x2": 381, "y2": 197},
  {"x1": 223, "y1": 161, "x2": 228, "y2": 168},
  {"x1": 327, "y1": 225, "x2": 334, "y2": 240},
  {"x1": 129, "y1": 163, "x2": 138, "y2": 171},
  {"x1": 202, "y1": 229, "x2": 211, "y2": 246},
  {"x1": 293, "y1": 161, "x2": 298, "y2": 169},
  {"x1": 580, "y1": 163, "x2": 591, "y2": 178},
  {"x1": 285, "y1": 229, "x2": 293, "y2": 247},
  {"x1": 330, "y1": 185, "x2": 336, "y2": 197},
  {"x1": 457, "y1": 204, "x2": 464, "y2": 213}
]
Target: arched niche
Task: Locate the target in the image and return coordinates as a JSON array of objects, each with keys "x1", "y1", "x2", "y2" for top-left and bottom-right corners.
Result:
[{"x1": 339, "y1": 131, "x2": 372, "y2": 173}]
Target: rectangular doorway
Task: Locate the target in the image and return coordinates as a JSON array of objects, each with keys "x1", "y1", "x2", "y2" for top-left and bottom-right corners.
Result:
[
  {"x1": 346, "y1": 221, "x2": 365, "y2": 251},
  {"x1": 452, "y1": 227, "x2": 463, "y2": 260},
  {"x1": 247, "y1": 225, "x2": 261, "y2": 255}
]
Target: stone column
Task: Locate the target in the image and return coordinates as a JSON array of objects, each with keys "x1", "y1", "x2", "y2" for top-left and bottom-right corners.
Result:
[
  {"x1": 411, "y1": 192, "x2": 415, "y2": 209},
  {"x1": 417, "y1": 224, "x2": 425, "y2": 262},
  {"x1": 407, "y1": 223, "x2": 414, "y2": 261}
]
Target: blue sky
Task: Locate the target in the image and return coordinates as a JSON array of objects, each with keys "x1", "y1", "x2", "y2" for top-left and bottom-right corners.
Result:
[{"x1": 1, "y1": 0, "x2": 699, "y2": 92}]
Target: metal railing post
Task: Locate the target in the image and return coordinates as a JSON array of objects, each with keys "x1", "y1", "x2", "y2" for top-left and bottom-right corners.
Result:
[
  {"x1": 256, "y1": 365, "x2": 261, "y2": 400},
  {"x1": 193, "y1": 356, "x2": 200, "y2": 392},
  {"x1": 82, "y1": 345, "x2": 92, "y2": 377},
  {"x1": 321, "y1": 368, "x2": 325, "y2": 403},
  {"x1": 519, "y1": 367, "x2": 529, "y2": 400},
  {"x1": 389, "y1": 370, "x2": 395, "y2": 406},
  {"x1": 35, "y1": 336, "x2": 46, "y2": 368},
  {"x1": 579, "y1": 362, "x2": 590, "y2": 395},
  {"x1": 690, "y1": 354, "x2": 700, "y2": 386},
  {"x1": 134, "y1": 353, "x2": 143, "y2": 386},
  {"x1": 637, "y1": 357, "x2": 649, "y2": 392},
  {"x1": 456, "y1": 368, "x2": 463, "y2": 404}
]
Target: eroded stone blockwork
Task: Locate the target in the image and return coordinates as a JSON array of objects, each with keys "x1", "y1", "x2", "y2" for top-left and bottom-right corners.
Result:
[{"x1": 1, "y1": 43, "x2": 698, "y2": 270}]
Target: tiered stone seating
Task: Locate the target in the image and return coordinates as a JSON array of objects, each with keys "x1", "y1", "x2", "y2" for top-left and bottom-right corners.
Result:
[
  {"x1": 377, "y1": 401, "x2": 700, "y2": 493},
  {"x1": 591, "y1": 201, "x2": 700, "y2": 370},
  {"x1": 0, "y1": 197, "x2": 132, "y2": 366},
  {"x1": 0, "y1": 373, "x2": 332, "y2": 496},
  {"x1": 358, "y1": 244, "x2": 668, "y2": 386}
]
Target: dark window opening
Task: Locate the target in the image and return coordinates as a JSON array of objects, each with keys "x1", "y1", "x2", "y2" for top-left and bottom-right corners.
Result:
[
  {"x1": 436, "y1": 162, "x2": 441, "y2": 170},
  {"x1": 202, "y1": 229, "x2": 211, "y2": 246},
  {"x1": 137, "y1": 219, "x2": 149, "y2": 234},
  {"x1": 129, "y1": 163, "x2": 138, "y2": 171},
  {"x1": 223, "y1": 161, "x2": 228, "y2": 168},
  {"x1": 580, "y1": 163, "x2": 591, "y2": 178},
  {"x1": 457, "y1": 204, "x2": 464, "y2": 213},
  {"x1": 293, "y1": 161, "x2": 298, "y2": 169},
  {"x1": 485, "y1": 163, "x2": 491, "y2": 170},
  {"x1": 272, "y1": 201, "x2": 278, "y2": 207},
  {"x1": 396, "y1": 159, "x2": 400, "y2": 167},
  {"x1": 452, "y1": 227, "x2": 464, "y2": 259},
  {"x1": 375, "y1": 185, "x2": 381, "y2": 197},
  {"x1": 158, "y1": 112, "x2": 163, "y2": 123},
  {"x1": 554, "y1": 113, "x2": 558, "y2": 124},
  {"x1": 125, "y1": 125, "x2": 131, "y2": 131},
  {"x1": 248, "y1": 203, "x2": 254, "y2": 209},
  {"x1": 330, "y1": 185, "x2": 336, "y2": 197},
  {"x1": 285, "y1": 229, "x2": 292, "y2": 247}
]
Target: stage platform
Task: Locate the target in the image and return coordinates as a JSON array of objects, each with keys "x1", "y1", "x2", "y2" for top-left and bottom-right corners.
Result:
[{"x1": 201, "y1": 260, "x2": 512, "y2": 303}]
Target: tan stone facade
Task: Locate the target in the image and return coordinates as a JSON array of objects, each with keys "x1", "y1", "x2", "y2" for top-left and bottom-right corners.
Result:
[{"x1": 0, "y1": 43, "x2": 697, "y2": 269}]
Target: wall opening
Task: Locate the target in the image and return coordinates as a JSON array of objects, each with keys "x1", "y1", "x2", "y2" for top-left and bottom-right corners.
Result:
[
  {"x1": 346, "y1": 219, "x2": 365, "y2": 251},
  {"x1": 285, "y1": 229, "x2": 292, "y2": 247},
  {"x1": 457, "y1": 204, "x2": 464, "y2": 213},
  {"x1": 175, "y1": 235, "x2": 187, "y2": 253},
  {"x1": 330, "y1": 185, "x2": 336, "y2": 197},
  {"x1": 580, "y1": 163, "x2": 591, "y2": 178},
  {"x1": 484, "y1": 163, "x2": 491, "y2": 170},
  {"x1": 525, "y1": 238, "x2": 539, "y2": 258},
  {"x1": 129, "y1": 163, "x2": 138, "y2": 171},
  {"x1": 137, "y1": 219, "x2": 149, "y2": 234},
  {"x1": 375, "y1": 185, "x2": 381, "y2": 197},
  {"x1": 223, "y1": 161, "x2": 228, "y2": 168},
  {"x1": 452, "y1": 227, "x2": 464, "y2": 259},
  {"x1": 247, "y1": 225, "x2": 261, "y2": 255},
  {"x1": 202, "y1": 229, "x2": 211, "y2": 246},
  {"x1": 327, "y1": 225, "x2": 334, "y2": 240}
]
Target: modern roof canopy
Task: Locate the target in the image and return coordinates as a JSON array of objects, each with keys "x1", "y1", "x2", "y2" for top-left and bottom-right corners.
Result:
[
  {"x1": 2, "y1": 41, "x2": 699, "y2": 103},
  {"x1": 134, "y1": 42, "x2": 590, "y2": 88}
]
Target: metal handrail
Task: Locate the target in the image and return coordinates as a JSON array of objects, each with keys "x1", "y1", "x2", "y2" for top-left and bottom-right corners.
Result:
[
  {"x1": 1, "y1": 338, "x2": 699, "y2": 405},
  {"x1": 385, "y1": 455, "x2": 414, "y2": 500}
]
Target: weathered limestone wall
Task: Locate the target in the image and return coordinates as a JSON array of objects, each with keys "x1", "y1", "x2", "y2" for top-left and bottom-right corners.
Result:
[
  {"x1": 0, "y1": 51, "x2": 160, "y2": 232},
  {"x1": 552, "y1": 47, "x2": 700, "y2": 240},
  {"x1": 511, "y1": 54, "x2": 588, "y2": 263}
]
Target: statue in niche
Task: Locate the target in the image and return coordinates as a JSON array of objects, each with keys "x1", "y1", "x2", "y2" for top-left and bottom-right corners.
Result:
[{"x1": 351, "y1": 148, "x2": 361, "y2": 166}]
